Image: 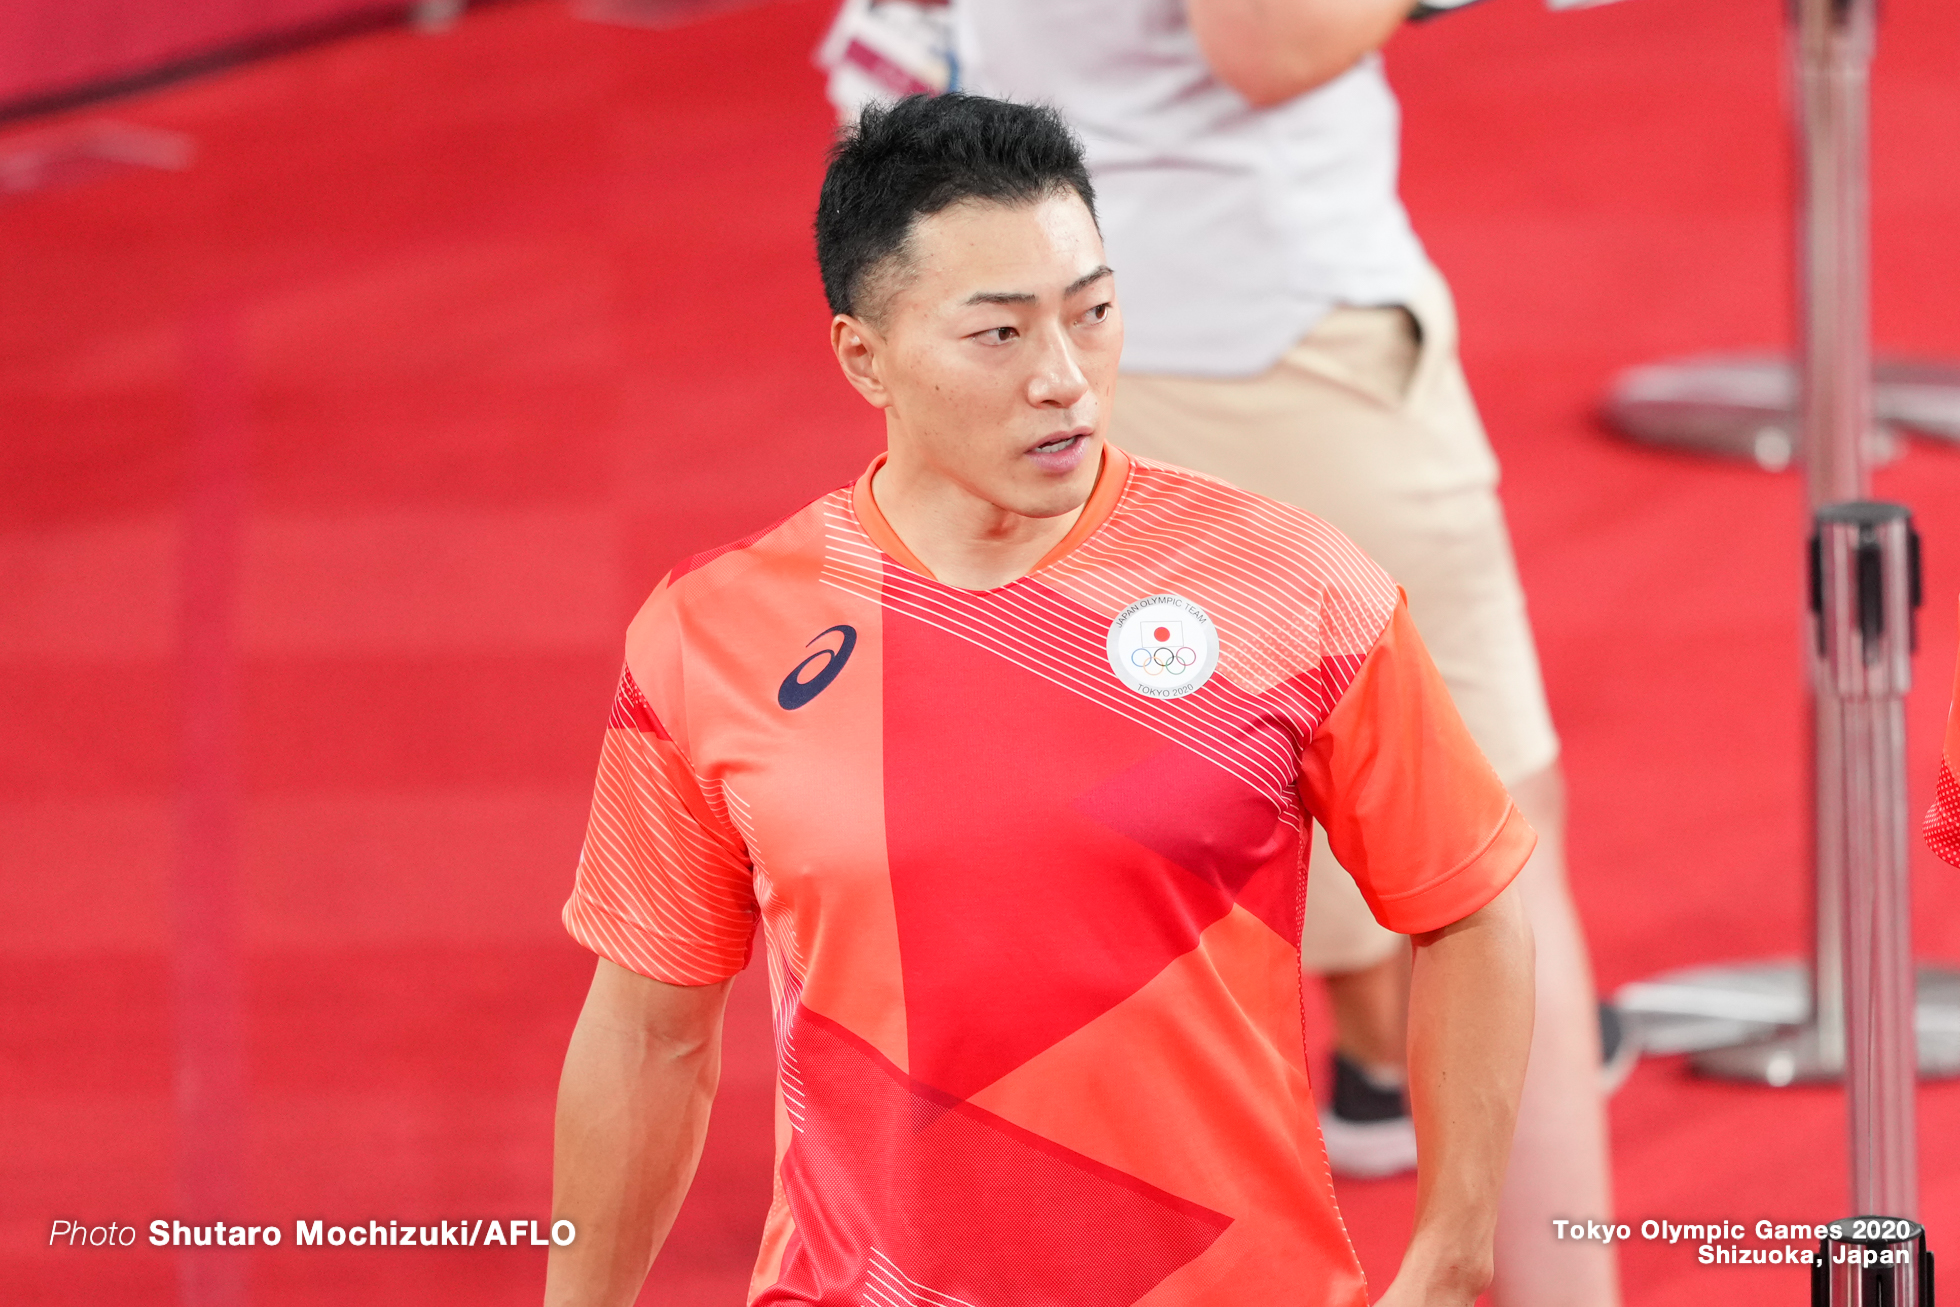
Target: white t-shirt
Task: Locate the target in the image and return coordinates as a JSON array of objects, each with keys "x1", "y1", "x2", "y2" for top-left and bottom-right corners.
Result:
[{"x1": 953, "y1": 0, "x2": 1427, "y2": 378}]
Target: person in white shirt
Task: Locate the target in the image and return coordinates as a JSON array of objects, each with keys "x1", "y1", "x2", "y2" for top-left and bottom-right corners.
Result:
[{"x1": 947, "y1": 3, "x2": 1623, "y2": 1305}]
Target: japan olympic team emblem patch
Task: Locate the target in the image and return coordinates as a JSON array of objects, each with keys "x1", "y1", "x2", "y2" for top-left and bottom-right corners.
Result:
[{"x1": 1106, "y1": 594, "x2": 1220, "y2": 699}]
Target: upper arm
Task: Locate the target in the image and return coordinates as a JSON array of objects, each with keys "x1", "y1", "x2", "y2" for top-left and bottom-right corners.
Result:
[
  {"x1": 1409, "y1": 877, "x2": 1528, "y2": 951},
  {"x1": 1298, "y1": 600, "x2": 1536, "y2": 935},
  {"x1": 1186, "y1": 0, "x2": 1412, "y2": 108},
  {"x1": 579, "y1": 957, "x2": 733, "y2": 1054}
]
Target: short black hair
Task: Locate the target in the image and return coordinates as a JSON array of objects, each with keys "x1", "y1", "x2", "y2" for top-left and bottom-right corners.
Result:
[{"x1": 815, "y1": 94, "x2": 1097, "y2": 320}]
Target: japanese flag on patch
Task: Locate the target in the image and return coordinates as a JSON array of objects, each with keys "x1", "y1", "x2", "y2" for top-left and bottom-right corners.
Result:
[{"x1": 1145, "y1": 621, "x2": 1183, "y2": 649}]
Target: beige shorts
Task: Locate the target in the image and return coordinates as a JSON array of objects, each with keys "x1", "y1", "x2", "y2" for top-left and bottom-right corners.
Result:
[{"x1": 1113, "y1": 263, "x2": 1559, "y2": 973}]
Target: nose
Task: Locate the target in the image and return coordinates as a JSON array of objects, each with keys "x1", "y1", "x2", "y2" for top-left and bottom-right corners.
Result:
[{"x1": 1025, "y1": 319, "x2": 1091, "y2": 410}]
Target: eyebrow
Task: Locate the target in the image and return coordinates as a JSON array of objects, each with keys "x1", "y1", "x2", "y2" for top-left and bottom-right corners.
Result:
[{"x1": 962, "y1": 265, "x2": 1114, "y2": 307}]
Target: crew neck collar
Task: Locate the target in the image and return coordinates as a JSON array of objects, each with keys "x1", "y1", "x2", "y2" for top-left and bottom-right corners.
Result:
[{"x1": 851, "y1": 444, "x2": 1131, "y2": 586}]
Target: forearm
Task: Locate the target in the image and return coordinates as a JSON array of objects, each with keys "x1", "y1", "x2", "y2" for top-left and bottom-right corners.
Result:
[
  {"x1": 1187, "y1": 0, "x2": 1414, "y2": 108},
  {"x1": 545, "y1": 965, "x2": 730, "y2": 1307},
  {"x1": 1388, "y1": 884, "x2": 1535, "y2": 1303}
]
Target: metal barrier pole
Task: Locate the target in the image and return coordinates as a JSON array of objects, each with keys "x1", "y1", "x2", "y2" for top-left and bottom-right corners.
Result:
[
  {"x1": 1795, "y1": 0, "x2": 1873, "y2": 508},
  {"x1": 1815, "y1": 504, "x2": 1920, "y2": 1215},
  {"x1": 1690, "y1": 0, "x2": 1872, "y2": 1082},
  {"x1": 1798, "y1": 0, "x2": 1872, "y2": 1080}
]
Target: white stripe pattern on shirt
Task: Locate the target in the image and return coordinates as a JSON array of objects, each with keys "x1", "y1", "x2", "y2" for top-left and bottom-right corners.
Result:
[
  {"x1": 814, "y1": 459, "x2": 1398, "y2": 816},
  {"x1": 566, "y1": 724, "x2": 756, "y2": 984},
  {"x1": 862, "y1": 1247, "x2": 982, "y2": 1307}
]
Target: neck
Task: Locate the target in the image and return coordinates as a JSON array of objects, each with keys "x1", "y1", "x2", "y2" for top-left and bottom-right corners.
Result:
[{"x1": 870, "y1": 449, "x2": 1088, "y2": 591}]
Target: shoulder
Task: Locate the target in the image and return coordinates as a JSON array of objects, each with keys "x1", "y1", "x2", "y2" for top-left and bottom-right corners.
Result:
[
  {"x1": 629, "y1": 487, "x2": 845, "y2": 636},
  {"x1": 1100, "y1": 456, "x2": 1401, "y2": 689},
  {"x1": 619, "y1": 486, "x2": 849, "y2": 730},
  {"x1": 1117, "y1": 456, "x2": 1395, "y2": 607}
]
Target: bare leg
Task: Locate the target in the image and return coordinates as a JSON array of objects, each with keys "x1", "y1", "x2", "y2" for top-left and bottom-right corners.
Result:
[
  {"x1": 1325, "y1": 944, "x2": 1411, "y2": 1081},
  {"x1": 1490, "y1": 763, "x2": 1620, "y2": 1307}
]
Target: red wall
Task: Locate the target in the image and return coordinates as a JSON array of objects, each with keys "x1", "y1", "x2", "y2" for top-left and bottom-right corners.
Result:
[{"x1": 0, "y1": 0, "x2": 401, "y2": 110}]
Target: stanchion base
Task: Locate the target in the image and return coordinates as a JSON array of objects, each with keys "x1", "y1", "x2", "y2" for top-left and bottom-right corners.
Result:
[
  {"x1": 1693, "y1": 1024, "x2": 1842, "y2": 1086},
  {"x1": 1615, "y1": 959, "x2": 1806, "y2": 1056},
  {"x1": 0, "y1": 122, "x2": 195, "y2": 203},
  {"x1": 1614, "y1": 960, "x2": 1960, "y2": 1079},
  {"x1": 1600, "y1": 352, "x2": 1960, "y2": 469}
]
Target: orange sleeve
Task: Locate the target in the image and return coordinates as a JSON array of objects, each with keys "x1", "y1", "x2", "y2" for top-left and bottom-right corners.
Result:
[
  {"x1": 562, "y1": 591, "x2": 757, "y2": 984},
  {"x1": 1298, "y1": 598, "x2": 1536, "y2": 935}
]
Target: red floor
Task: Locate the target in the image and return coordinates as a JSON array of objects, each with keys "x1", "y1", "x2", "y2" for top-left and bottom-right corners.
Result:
[{"x1": 2, "y1": 0, "x2": 1958, "y2": 1303}]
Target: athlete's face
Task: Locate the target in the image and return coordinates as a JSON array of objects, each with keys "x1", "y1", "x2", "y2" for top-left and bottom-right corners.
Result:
[{"x1": 831, "y1": 191, "x2": 1121, "y2": 520}]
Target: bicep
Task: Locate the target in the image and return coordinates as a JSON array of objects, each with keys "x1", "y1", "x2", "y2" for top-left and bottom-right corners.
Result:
[
  {"x1": 575, "y1": 957, "x2": 732, "y2": 1058},
  {"x1": 1406, "y1": 882, "x2": 1533, "y2": 1085},
  {"x1": 1410, "y1": 878, "x2": 1529, "y2": 953}
]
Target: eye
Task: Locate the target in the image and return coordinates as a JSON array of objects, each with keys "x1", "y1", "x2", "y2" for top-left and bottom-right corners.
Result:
[
  {"x1": 1081, "y1": 302, "x2": 1111, "y2": 324},
  {"x1": 973, "y1": 325, "x2": 1018, "y2": 344}
]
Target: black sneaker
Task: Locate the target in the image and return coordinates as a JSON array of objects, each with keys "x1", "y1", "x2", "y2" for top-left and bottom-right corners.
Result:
[
  {"x1": 1319, "y1": 1053, "x2": 1418, "y2": 1178},
  {"x1": 1600, "y1": 1000, "x2": 1639, "y2": 1095}
]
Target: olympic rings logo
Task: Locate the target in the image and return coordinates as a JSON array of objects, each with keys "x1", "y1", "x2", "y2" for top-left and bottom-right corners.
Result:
[
  {"x1": 1128, "y1": 644, "x2": 1199, "y2": 674},
  {"x1": 1126, "y1": 621, "x2": 1200, "y2": 677}
]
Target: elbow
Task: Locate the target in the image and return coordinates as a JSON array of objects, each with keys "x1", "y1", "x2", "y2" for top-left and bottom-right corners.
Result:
[
  {"x1": 1204, "y1": 50, "x2": 1361, "y2": 109},
  {"x1": 648, "y1": 1024, "x2": 721, "y2": 1071},
  {"x1": 1187, "y1": 0, "x2": 1390, "y2": 108}
]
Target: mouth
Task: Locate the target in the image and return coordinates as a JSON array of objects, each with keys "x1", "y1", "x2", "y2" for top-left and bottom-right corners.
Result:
[{"x1": 1029, "y1": 428, "x2": 1092, "y2": 457}]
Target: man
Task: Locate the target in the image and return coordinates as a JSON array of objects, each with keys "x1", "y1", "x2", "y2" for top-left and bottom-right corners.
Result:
[
  {"x1": 545, "y1": 95, "x2": 1534, "y2": 1307},
  {"x1": 951, "y1": 4, "x2": 1623, "y2": 1303}
]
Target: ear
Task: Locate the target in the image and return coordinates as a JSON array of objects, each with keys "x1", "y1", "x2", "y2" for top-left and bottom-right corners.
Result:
[{"x1": 830, "y1": 314, "x2": 893, "y2": 410}]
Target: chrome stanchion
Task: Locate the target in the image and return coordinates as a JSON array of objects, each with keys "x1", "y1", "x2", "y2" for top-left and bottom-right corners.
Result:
[
  {"x1": 1814, "y1": 1218, "x2": 1932, "y2": 1306},
  {"x1": 1613, "y1": 0, "x2": 1960, "y2": 1075},
  {"x1": 1818, "y1": 505, "x2": 1920, "y2": 1214},
  {"x1": 1810, "y1": 513, "x2": 1939, "y2": 1296},
  {"x1": 1684, "y1": 506, "x2": 1957, "y2": 1085}
]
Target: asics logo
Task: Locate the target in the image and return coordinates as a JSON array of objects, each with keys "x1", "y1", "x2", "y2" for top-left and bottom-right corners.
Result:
[{"x1": 777, "y1": 625, "x2": 857, "y2": 710}]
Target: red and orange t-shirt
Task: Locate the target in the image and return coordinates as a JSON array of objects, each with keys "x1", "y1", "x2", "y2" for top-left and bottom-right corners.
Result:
[{"x1": 564, "y1": 447, "x2": 1534, "y2": 1306}]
